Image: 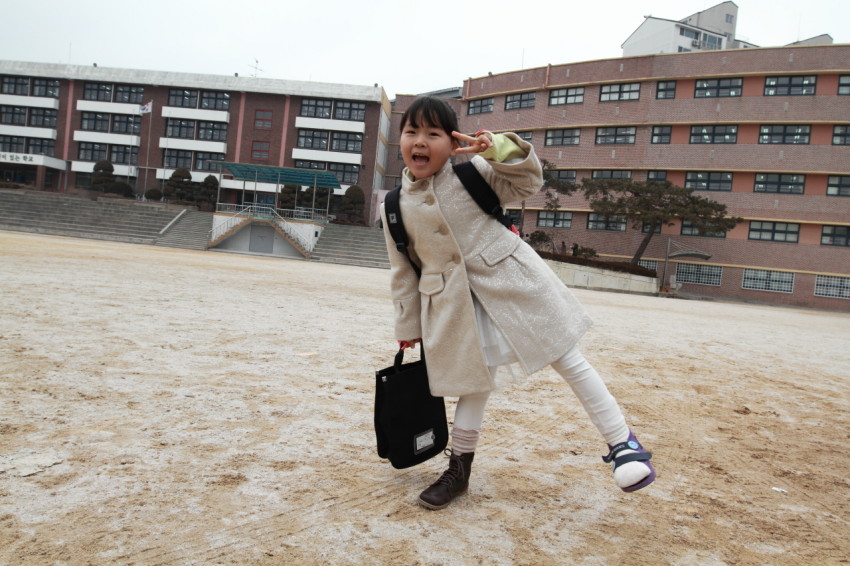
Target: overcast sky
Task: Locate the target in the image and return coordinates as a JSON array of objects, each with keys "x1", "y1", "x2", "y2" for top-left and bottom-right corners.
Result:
[{"x1": 2, "y1": 0, "x2": 847, "y2": 99}]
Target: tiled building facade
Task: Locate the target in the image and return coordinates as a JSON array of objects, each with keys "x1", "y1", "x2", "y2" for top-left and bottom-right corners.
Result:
[
  {"x1": 0, "y1": 61, "x2": 391, "y2": 225},
  {"x1": 385, "y1": 45, "x2": 850, "y2": 311}
]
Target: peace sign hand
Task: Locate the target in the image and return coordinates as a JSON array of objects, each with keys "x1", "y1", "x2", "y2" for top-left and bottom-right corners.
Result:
[{"x1": 453, "y1": 130, "x2": 493, "y2": 154}]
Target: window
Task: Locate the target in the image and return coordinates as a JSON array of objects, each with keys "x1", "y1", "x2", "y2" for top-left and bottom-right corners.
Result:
[
  {"x1": 168, "y1": 89, "x2": 198, "y2": 108},
  {"x1": 676, "y1": 263, "x2": 722, "y2": 286},
  {"x1": 642, "y1": 222, "x2": 662, "y2": 234},
  {"x1": 821, "y1": 225, "x2": 850, "y2": 246},
  {"x1": 690, "y1": 125, "x2": 737, "y2": 144},
  {"x1": 742, "y1": 269, "x2": 794, "y2": 293},
  {"x1": 833, "y1": 125, "x2": 850, "y2": 145},
  {"x1": 332, "y1": 132, "x2": 363, "y2": 153},
  {"x1": 198, "y1": 121, "x2": 227, "y2": 141},
  {"x1": 748, "y1": 221, "x2": 799, "y2": 242},
  {"x1": 297, "y1": 129, "x2": 329, "y2": 150},
  {"x1": 815, "y1": 275, "x2": 850, "y2": 299},
  {"x1": 164, "y1": 148, "x2": 193, "y2": 168},
  {"x1": 651, "y1": 126, "x2": 671, "y2": 144},
  {"x1": 588, "y1": 213, "x2": 626, "y2": 231},
  {"x1": 115, "y1": 85, "x2": 144, "y2": 104},
  {"x1": 726, "y1": 14, "x2": 734, "y2": 23},
  {"x1": 838, "y1": 75, "x2": 850, "y2": 95},
  {"x1": 0, "y1": 135, "x2": 24, "y2": 152},
  {"x1": 32, "y1": 107, "x2": 59, "y2": 128},
  {"x1": 681, "y1": 220, "x2": 726, "y2": 238},
  {"x1": 78, "y1": 142, "x2": 107, "y2": 161},
  {"x1": 27, "y1": 138, "x2": 54, "y2": 156},
  {"x1": 695, "y1": 78, "x2": 742, "y2": 98},
  {"x1": 195, "y1": 152, "x2": 225, "y2": 172},
  {"x1": 201, "y1": 91, "x2": 230, "y2": 110},
  {"x1": 656, "y1": 81, "x2": 676, "y2": 99},
  {"x1": 754, "y1": 173, "x2": 805, "y2": 194},
  {"x1": 549, "y1": 87, "x2": 584, "y2": 105},
  {"x1": 166, "y1": 119, "x2": 195, "y2": 139},
  {"x1": 517, "y1": 131, "x2": 533, "y2": 142},
  {"x1": 295, "y1": 160, "x2": 326, "y2": 170},
  {"x1": 251, "y1": 141, "x2": 270, "y2": 161},
  {"x1": 110, "y1": 145, "x2": 138, "y2": 165},
  {"x1": 600, "y1": 83, "x2": 640, "y2": 102},
  {"x1": 334, "y1": 101, "x2": 366, "y2": 121},
  {"x1": 764, "y1": 76, "x2": 816, "y2": 96},
  {"x1": 680, "y1": 27, "x2": 699, "y2": 40},
  {"x1": 827, "y1": 175, "x2": 850, "y2": 196},
  {"x1": 592, "y1": 170, "x2": 631, "y2": 180},
  {"x1": 596, "y1": 127, "x2": 636, "y2": 144},
  {"x1": 2, "y1": 76, "x2": 29, "y2": 95},
  {"x1": 506, "y1": 209, "x2": 522, "y2": 226},
  {"x1": 545, "y1": 128, "x2": 580, "y2": 146},
  {"x1": 329, "y1": 162, "x2": 359, "y2": 184},
  {"x1": 255, "y1": 110, "x2": 272, "y2": 129},
  {"x1": 537, "y1": 211, "x2": 572, "y2": 228},
  {"x1": 647, "y1": 171, "x2": 667, "y2": 182},
  {"x1": 552, "y1": 170, "x2": 576, "y2": 183},
  {"x1": 637, "y1": 259, "x2": 658, "y2": 272},
  {"x1": 301, "y1": 98, "x2": 331, "y2": 118},
  {"x1": 81, "y1": 112, "x2": 109, "y2": 132},
  {"x1": 32, "y1": 79, "x2": 60, "y2": 98},
  {"x1": 505, "y1": 92, "x2": 536, "y2": 110},
  {"x1": 685, "y1": 171, "x2": 732, "y2": 191},
  {"x1": 468, "y1": 98, "x2": 494, "y2": 115},
  {"x1": 759, "y1": 125, "x2": 810, "y2": 144},
  {"x1": 112, "y1": 114, "x2": 140, "y2": 134},
  {"x1": 1, "y1": 106, "x2": 26, "y2": 125},
  {"x1": 84, "y1": 83, "x2": 113, "y2": 101}
]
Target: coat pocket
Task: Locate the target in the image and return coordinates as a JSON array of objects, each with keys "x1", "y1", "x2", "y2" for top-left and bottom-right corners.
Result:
[
  {"x1": 480, "y1": 234, "x2": 520, "y2": 266},
  {"x1": 418, "y1": 272, "x2": 445, "y2": 296}
]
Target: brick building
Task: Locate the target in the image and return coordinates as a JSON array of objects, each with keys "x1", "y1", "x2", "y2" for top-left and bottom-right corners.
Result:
[
  {"x1": 385, "y1": 45, "x2": 850, "y2": 311},
  {"x1": 0, "y1": 61, "x2": 391, "y2": 225}
]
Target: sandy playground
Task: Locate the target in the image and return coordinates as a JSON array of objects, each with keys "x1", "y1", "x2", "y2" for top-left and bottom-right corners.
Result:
[{"x1": 0, "y1": 231, "x2": 848, "y2": 565}]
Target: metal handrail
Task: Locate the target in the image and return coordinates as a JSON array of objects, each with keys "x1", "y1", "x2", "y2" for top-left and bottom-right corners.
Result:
[{"x1": 209, "y1": 204, "x2": 315, "y2": 252}]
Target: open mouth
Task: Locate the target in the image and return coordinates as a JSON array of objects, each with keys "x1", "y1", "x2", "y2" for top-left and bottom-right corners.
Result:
[{"x1": 412, "y1": 153, "x2": 429, "y2": 163}]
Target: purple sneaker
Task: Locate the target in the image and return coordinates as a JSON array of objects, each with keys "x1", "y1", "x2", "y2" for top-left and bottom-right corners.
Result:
[{"x1": 602, "y1": 430, "x2": 656, "y2": 492}]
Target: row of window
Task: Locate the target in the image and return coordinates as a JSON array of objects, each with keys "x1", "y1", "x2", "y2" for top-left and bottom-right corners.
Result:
[
  {"x1": 165, "y1": 118, "x2": 228, "y2": 141},
  {"x1": 296, "y1": 129, "x2": 363, "y2": 153},
  {"x1": 1, "y1": 76, "x2": 61, "y2": 98},
  {"x1": 293, "y1": 160, "x2": 360, "y2": 185},
  {"x1": 468, "y1": 75, "x2": 850, "y2": 114},
  {"x1": 533, "y1": 210, "x2": 847, "y2": 247},
  {"x1": 537, "y1": 124, "x2": 849, "y2": 146},
  {"x1": 544, "y1": 168, "x2": 850, "y2": 196},
  {"x1": 300, "y1": 98, "x2": 366, "y2": 122},
  {"x1": 673, "y1": 264, "x2": 850, "y2": 299},
  {"x1": 1, "y1": 106, "x2": 57, "y2": 128},
  {"x1": 0, "y1": 136, "x2": 54, "y2": 156}
]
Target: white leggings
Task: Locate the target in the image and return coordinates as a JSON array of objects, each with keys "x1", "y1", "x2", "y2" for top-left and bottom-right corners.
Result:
[{"x1": 453, "y1": 347, "x2": 629, "y2": 447}]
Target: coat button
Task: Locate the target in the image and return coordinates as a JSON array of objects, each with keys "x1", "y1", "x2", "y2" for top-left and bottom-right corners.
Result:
[
  {"x1": 451, "y1": 253, "x2": 461, "y2": 264},
  {"x1": 437, "y1": 225, "x2": 449, "y2": 235},
  {"x1": 424, "y1": 195, "x2": 435, "y2": 205}
]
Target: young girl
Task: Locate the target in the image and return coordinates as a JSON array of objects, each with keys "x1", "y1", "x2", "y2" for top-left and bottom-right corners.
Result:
[{"x1": 381, "y1": 96, "x2": 655, "y2": 510}]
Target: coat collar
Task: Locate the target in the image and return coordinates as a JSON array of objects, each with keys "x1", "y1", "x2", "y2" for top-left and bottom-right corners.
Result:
[{"x1": 402, "y1": 159, "x2": 454, "y2": 192}]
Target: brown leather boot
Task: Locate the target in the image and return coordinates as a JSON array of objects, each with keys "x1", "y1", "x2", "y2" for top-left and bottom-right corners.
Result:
[{"x1": 418, "y1": 451, "x2": 474, "y2": 510}]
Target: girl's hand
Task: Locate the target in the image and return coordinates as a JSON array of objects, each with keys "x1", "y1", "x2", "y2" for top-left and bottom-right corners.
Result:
[
  {"x1": 453, "y1": 130, "x2": 493, "y2": 154},
  {"x1": 398, "y1": 339, "x2": 421, "y2": 350}
]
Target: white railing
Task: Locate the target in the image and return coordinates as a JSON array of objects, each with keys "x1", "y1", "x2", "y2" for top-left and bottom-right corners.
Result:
[{"x1": 209, "y1": 205, "x2": 314, "y2": 252}]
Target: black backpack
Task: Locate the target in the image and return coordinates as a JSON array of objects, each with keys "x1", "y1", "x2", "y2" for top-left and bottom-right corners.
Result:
[{"x1": 384, "y1": 161, "x2": 517, "y2": 276}]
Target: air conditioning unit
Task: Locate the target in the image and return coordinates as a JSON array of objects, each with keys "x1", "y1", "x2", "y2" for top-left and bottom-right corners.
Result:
[{"x1": 692, "y1": 40, "x2": 701, "y2": 47}]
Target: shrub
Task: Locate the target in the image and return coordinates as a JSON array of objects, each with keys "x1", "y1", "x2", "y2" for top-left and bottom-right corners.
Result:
[{"x1": 145, "y1": 188, "x2": 163, "y2": 201}]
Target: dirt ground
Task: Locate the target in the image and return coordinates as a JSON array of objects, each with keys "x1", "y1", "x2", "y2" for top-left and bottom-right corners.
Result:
[{"x1": 1, "y1": 231, "x2": 848, "y2": 566}]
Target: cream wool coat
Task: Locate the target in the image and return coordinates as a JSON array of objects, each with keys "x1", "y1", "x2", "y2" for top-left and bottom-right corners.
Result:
[{"x1": 381, "y1": 134, "x2": 592, "y2": 397}]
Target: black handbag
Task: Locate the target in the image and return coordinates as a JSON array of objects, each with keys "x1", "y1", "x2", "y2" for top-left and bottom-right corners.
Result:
[{"x1": 374, "y1": 347, "x2": 448, "y2": 469}]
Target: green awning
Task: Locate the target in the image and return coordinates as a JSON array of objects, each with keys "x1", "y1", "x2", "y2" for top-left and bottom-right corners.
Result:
[{"x1": 222, "y1": 162, "x2": 341, "y2": 189}]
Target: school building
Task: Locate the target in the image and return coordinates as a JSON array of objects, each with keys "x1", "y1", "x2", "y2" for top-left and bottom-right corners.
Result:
[
  {"x1": 0, "y1": 60, "x2": 391, "y2": 226},
  {"x1": 384, "y1": 43, "x2": 850, "y2": 311}
]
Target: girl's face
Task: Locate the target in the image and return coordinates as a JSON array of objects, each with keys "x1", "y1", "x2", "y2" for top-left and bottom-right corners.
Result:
[{"x1": 400, "y1": 118, "x2": 459, "y2": 180}]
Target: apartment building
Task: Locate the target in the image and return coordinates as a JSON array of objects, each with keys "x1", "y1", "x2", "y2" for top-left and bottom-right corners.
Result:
[
  {"x1": 385, "y1": 44, "x2": 850, "y2": 311},
  {"x1": 0, "y1": 60, "x2": 391, "y2": 225}
]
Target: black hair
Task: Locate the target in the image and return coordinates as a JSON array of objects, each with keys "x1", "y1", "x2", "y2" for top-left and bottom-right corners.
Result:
[{"x1": 399, "y1": 96, "x2": 458, "y2": 137}]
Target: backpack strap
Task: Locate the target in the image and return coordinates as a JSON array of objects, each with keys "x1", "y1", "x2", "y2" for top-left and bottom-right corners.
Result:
[
  {"x1": 453, "y1": 161, "x2": 517, "y2": 233},
  {"x1": 384, "y1": 186, "x2": 421, "y2": 278}
]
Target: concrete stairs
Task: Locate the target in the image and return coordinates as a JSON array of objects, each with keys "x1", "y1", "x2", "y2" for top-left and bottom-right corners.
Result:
[
  {"x1": 0, "y1": 189, "x2": 187, "y2": 246},
  {"x1": 311, "y1": 223, "x2": 390, "y2": 269},
  {"x1": 154, "y1": 210, "x2": 213, "y2": 250}
]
